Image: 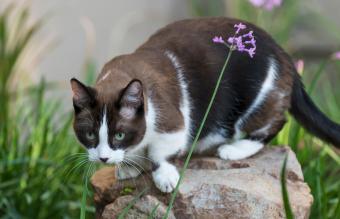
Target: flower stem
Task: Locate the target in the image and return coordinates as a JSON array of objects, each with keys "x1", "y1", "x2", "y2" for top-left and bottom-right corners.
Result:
[{"x1": 163, "y1": 49, "x2": 233, "y2": 219}]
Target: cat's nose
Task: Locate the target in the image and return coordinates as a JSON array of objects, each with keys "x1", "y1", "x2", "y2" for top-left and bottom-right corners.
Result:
[{"x1": 99, "y1": 157, "x2": 109, "y2": 163}]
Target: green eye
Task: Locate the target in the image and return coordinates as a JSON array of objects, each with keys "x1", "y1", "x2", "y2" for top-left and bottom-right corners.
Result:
[
  {"x1": 115, "y1": 132, "x2": 125, "y2": 141},
  {"x1": 86, "y1": 132, "x2": 95, "y2": 140}
]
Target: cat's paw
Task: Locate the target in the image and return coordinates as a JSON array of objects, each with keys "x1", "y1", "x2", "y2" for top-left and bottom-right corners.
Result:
[
  {"x1": 152, "y1": 162, "x2": 179, "y2": 193},
  {"x1": 217, "y1": 140, "x2": 263, "y2": 160},
  {"x1": 116, "y1": 166, "x2": 141, "y2": 180}
]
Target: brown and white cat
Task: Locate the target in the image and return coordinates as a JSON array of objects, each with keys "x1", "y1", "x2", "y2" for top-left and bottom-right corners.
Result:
[{"x1": 71, "y1": 17, "x2": 340, "y2": 193}]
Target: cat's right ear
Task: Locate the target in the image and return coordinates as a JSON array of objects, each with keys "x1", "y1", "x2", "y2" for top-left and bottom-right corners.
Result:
[{"x1": 70, "y1": 78, "x2": 95, "y2": 112}]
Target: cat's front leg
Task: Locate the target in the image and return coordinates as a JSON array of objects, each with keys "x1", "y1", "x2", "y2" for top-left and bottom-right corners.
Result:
[
  {"x1": 148, "y1": 136, "x2": 185, "y2": 193},
  {"x1": 151, "y1": 161, "x2": 180, "y2": 193}
]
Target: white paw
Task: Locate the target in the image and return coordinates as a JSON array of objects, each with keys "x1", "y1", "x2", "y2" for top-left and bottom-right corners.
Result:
[
  {"x1": 116, "y1": 166, "x2": 141, "y2": 180},
  {"x1": 218, "y1": 140, "x2": 263, "y2": 160},
  {"x1": 152, "y1": 162, "x2": 179, "y2": 193}
]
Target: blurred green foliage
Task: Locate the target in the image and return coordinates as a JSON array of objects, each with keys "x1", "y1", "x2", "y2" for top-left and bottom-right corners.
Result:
[
  {"x1": 0, "y1": 5, "x2": 40, "y2": 137},
  {"x1": 0, "y1": 5, "x2": 95, "y2": 219}
]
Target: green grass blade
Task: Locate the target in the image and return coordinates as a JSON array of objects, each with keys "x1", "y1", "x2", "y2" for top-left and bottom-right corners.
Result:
[
  {"x1": 80, "y1": 177, "x2": 88, "y2": 219},
  {"x1": 307, "y1": 60, "x2": 328, "y2": 95},
  {"x1": 281, "y1": 154, "x2": 295, "y2": 219},
  {"x1": 118, "y1": 187, "x2": 149, "y2": 219},
  {"x1": 148, "y1": 203, "x2": 160, "y2": 219},
  {"x1": 331, "y1": 185, "x2": 340, "y2": 218}
]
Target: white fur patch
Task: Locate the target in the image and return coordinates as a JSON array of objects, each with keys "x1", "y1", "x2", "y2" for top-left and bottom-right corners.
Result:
[
  {"x1": 195, "y1": 131, "x2": 227, "y2": 153},
  {"x1": 138, "y1": 100, "x2": 188, "y2": 162},
  {"x1": 164, "y1": 50, "x2": 192, "y2": 148},
  {"x1": 152, "y1": 162, "x2": 180, "y2": 193},
  {"x1": 98, "y1": 70, "x2": 111, "y2": 82},
  {"x1": 234, "y1": 57, "x2": 278, "y2": 140},
  {"x1": 218, "y1": 139, "x2": 263, "y2": 160},
  {"x1": 125, "y1": 98, "x2": 188, "y2": 162},
  {"x1": 87, "y1": 148, "x2": 99, "y2": 161},
  {"x1": 251, "y1": 122, "x2": 272, "y2": 136}
]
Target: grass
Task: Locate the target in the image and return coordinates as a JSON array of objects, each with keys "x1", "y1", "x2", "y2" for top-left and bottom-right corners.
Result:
[{"x1": 0, "y1": 80, "x2": 96, "y2": 218}]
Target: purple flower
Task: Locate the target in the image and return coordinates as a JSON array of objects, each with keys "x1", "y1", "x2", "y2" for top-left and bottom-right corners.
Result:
[
  {"x1": 213, "y1": 22, "x2": 256, "y2": 58},
  {"x1": 246, "y1": 47, "x2": 256, "y2": 58},
  {"x1": 245, "y1": 38, "x2": 256, "y2": 47},
  {"x1": 249, "y1": 0, "x2": 282, "y2": 11},
  {"x1": 234, "y1": 23, "x2": 246, "y2": 34},
  {"x1": 295, "y1": 59, "x2": 304, "y2": 75},
  {"x1": 235, "y1": 36, "x2": 246, "y2": 51},
  {"x1": 243, "y1": 31, "x2": 254, "y2": 38},
  {"x1": 212, "y1": 36, "x2": 225, "y2": 44},
  {"x1": 332, "y1": 51, "x2": 340, "y2": 60}
]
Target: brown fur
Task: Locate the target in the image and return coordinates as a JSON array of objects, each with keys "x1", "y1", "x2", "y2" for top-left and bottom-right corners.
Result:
[{"x1": 72, "y1": 17, "x2": 298, "y2": 150}]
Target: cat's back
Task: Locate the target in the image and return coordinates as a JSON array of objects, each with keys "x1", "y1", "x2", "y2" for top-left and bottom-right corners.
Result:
[
  {"x1": 137, "y1": 17, "x2": 277, "y2": 54},
  {"x1": 134, "y1": 17, "x2": 295, "y2": 141}
]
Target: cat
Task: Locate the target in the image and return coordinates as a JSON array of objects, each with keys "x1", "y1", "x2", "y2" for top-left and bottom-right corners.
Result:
[{"x1": 70, "y1": 17, "x2": 340, "y2": 193}]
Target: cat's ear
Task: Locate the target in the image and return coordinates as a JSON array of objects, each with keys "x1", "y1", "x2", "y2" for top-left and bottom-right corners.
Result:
[
  {"x1": 119, "y1": 80, "x2": 144, "y2": 119},
  {"x1": 70, "y1": 78, "x2": 95, "y2": 111}
]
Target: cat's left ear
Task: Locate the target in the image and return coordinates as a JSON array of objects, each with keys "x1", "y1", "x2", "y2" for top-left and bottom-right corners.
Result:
[
  {"x1": 119, "y1": 80, "x2": 144, "y2": 119},
  {"x1": 70, "y1": 78, "x2": 96, "y2": 112}
]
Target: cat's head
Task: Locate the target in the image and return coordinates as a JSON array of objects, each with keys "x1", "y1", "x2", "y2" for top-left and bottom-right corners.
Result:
[{"x1": 70, "y1": 78, "x2": 146, "y2": 164}]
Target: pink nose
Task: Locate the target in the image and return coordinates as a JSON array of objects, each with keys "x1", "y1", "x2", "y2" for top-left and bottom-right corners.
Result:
[{"x1": 99, "y1": 157, "x2": 108, "y2": 163}]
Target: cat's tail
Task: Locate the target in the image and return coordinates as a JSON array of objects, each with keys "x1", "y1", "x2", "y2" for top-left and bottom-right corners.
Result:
[{"x1": 289, "y1": 74, "x2": 340, "y2": 148}]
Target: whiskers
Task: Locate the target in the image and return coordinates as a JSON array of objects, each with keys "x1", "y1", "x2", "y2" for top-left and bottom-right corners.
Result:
[
  {"x1": 63, "y1": 152, "x2": 97, "y2": 184},
  {"x1": 126, "y1": 154, "x2": 155, "y2": 164},
  {"x1": 124, "y1": 157, "x2": 145, "y2": 174},
  {"x1": 122, "y1": 154, "x2": 157, "y2": 188},
  {"x1": 63, "y1": 152, "x2": 154, "y2": 195}
]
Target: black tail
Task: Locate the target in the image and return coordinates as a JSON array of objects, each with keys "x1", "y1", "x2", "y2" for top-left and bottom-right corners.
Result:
[{"x1": 290, "y1": 75, "x2": 340, "y2": 148}]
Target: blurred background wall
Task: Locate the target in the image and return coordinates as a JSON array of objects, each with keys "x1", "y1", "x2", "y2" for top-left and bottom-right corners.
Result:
[
  {"x1": 1, "y1": 0, "x2": 340, "y2": 90},
  {"x1": 28, "y1": 0, "x2": 190, "y2": 83}
]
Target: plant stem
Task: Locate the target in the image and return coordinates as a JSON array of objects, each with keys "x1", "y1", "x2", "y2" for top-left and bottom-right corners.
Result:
[
  {"x1": 163, "y1": 49, "x2": 233, "y2": 219},
  {"x1": 281, "y1": 154, "x2": 295, "y2": 219}
]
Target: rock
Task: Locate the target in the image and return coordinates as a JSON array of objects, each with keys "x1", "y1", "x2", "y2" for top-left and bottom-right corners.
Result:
[
  {"x1": 91, "y1": 146, "x2": 313, "y2": 219},
  {"x1": 101, "y1": 195, "x2": 176, "y2": 219}
]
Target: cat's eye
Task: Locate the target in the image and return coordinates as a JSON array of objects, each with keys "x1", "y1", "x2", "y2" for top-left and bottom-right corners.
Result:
[
  {"x1": 114, "y1": 132, "x2": 125, "y2": 141},
  {"x1": 86, "y1": 132, "x2": 95, "y2": 140}
]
